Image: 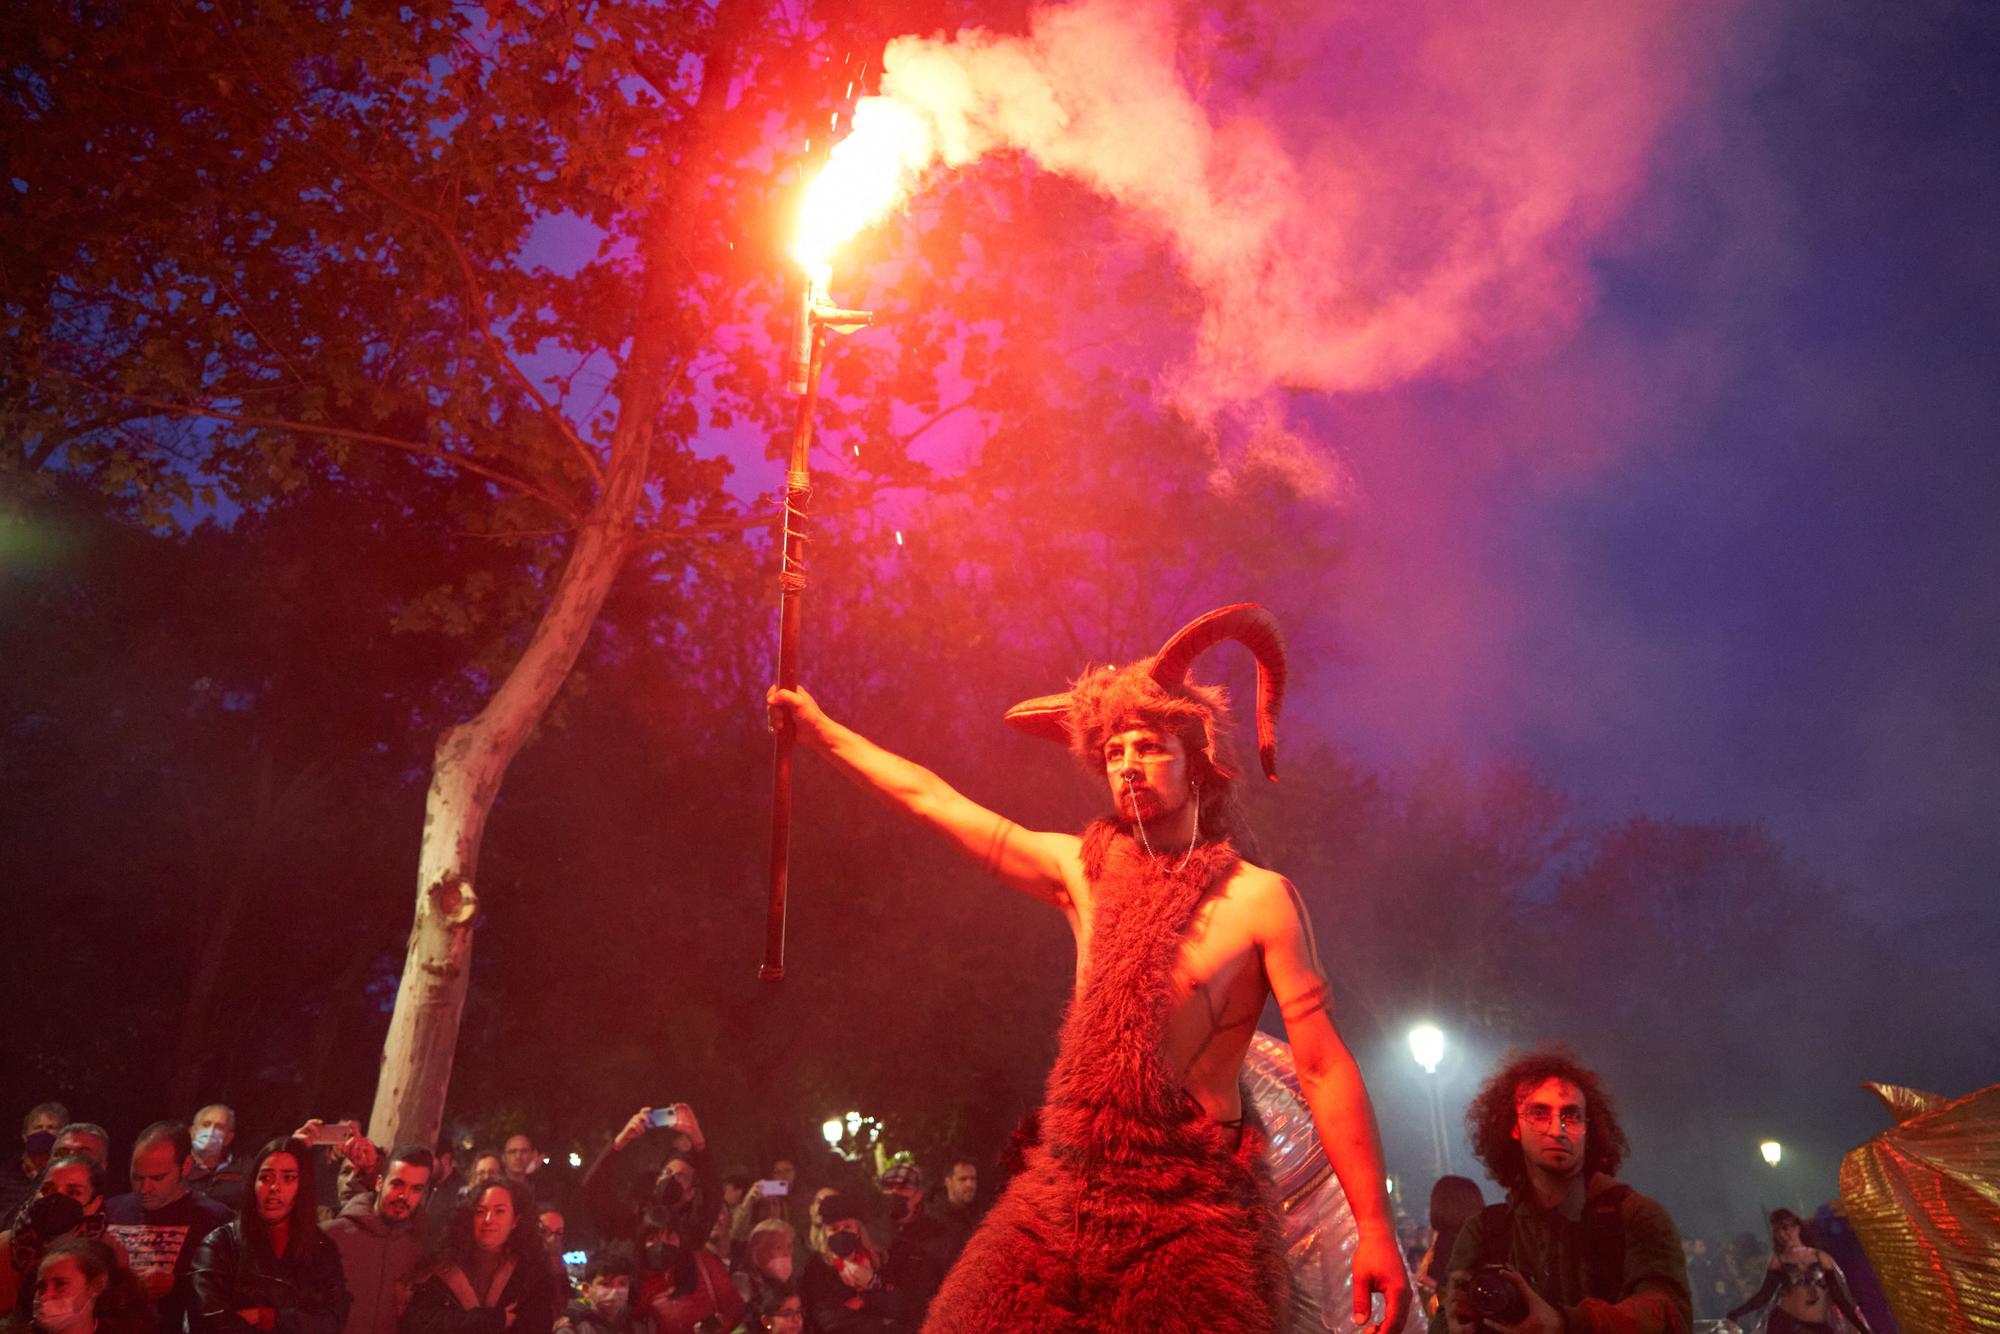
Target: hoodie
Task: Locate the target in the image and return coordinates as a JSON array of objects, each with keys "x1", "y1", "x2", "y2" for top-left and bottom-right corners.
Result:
[{"x1": 324, "y1": 1192, "x2": 430, "y2": 1334}]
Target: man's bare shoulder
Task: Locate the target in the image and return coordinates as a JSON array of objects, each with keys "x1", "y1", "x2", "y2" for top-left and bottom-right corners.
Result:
[{"x1": 1224, "y1": 863, "x2": 1308, "y2": 927}]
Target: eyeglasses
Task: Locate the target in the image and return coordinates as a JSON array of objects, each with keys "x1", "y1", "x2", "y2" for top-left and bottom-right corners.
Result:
[{"x1": 1519, "y1": 1106, "x2": 1586, "y2": 1132}]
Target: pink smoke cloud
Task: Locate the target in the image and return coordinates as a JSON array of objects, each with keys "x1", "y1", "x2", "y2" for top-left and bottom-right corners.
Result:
[{"x1": 872, "y1": 0, "x2": 1741, "y2": 423}]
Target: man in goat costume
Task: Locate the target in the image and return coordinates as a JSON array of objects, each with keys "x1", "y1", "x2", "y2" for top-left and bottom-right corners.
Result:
[{"x1": 768, "y1": 605, "x2": 1408, "y2": 1334}]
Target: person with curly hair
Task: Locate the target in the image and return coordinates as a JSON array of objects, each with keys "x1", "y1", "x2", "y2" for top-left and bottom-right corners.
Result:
[
  {"x1": 399, "y1": 1178, "x2": 553, "y2": 1334},
  {"x1": 1431, "y1": 1046, "x2": 1691, "y2": 1334}
]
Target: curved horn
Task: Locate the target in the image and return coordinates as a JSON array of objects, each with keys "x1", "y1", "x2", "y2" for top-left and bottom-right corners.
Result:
[{"x1": 1151, "y1": 603, "x2": 1288, "y2": 781}]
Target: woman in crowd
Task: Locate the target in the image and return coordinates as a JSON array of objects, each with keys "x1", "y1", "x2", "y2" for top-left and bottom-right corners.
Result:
[
  {"x1": 1413, "y1": 1175, "x2": 1485, "y2": 1320},
  {"x1": 1, "y1": 1158, "x2": 128, "y2": 1318},
  {"x1": 402, "y1": 1178, "x2": 554, "y2": 1334},
  {"x1": 633, "y1": 1206, "x2": 739, "y2": 1334},
  {"x1": 1725, "y1": 1209, "x2": 1873, "y2": 1333},
  {"x1": 189, "y1": 1136, "x2": 350, "y2": 1334},
  {"x1": 15, "y1": 1237, "x2": 151, "y2": 1334},
  {"x1": 728, "y1": 1220, "x2": 796, "y2": 1314}
]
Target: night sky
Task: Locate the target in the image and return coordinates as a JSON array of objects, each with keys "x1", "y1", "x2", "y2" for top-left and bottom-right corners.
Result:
[{"x1": 1292, "y1": 5, "x2": 1999, "y2": 928}]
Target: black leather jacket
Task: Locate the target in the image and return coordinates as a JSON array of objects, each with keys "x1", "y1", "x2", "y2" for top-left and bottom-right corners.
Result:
[{"x1": 190, "y1": 1219, "x2": 351, "y2": 1334}]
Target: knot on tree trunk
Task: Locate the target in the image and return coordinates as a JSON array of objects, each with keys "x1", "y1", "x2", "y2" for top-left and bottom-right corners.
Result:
[{"x1": 427, "y1": 872, "x2": 479, "y2": 927}]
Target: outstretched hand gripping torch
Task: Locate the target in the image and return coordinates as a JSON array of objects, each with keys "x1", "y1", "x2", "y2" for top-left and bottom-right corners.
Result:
[{"x1": 763, "y1": 268, "x2": 872, "y2": 983}]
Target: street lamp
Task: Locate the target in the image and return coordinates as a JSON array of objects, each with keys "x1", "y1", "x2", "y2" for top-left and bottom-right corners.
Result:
[
  {"x1": 1408, "y1": 1023, "x2": 1450, "y2": 1180},
  {"x1": 822, "y1": 1118, "x2": 844, "y2": 1150},
  {"x1": 1760, "y1": 1140, "x2": 1783, "y2": 1167},
  {"x1": 1408, "y1": 1024, "x2": 1445, "y2": 1075}
]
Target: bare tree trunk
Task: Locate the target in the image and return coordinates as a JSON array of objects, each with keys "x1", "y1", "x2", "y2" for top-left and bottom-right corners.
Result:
[
  {"x1": 365, "y1": 356, "x2": 656, "y2": 1150},
  {"x1": 363, "y1": 2, "x2": 751, "y2": 1154}
]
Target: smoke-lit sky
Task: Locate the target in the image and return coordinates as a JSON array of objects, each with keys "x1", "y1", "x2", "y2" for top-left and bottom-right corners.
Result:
[
  {"x1": 810, "y1": 0, "x2": 1998, "y2": 927},
  {"x1": 519, "y1": 0, "x2": 2000, "y2": 928},
  {"x1": 1308, "y1": 4, "x2": 2000, "y2": 926}
]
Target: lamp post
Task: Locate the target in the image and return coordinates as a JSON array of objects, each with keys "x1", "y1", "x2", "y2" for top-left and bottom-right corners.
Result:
[{"x1": 1409, "y1": 1023, "x2": 1450, "y2": 1182}]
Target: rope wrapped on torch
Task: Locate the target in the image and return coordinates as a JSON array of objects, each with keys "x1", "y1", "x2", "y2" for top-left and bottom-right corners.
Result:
[{"x1": 762, "y1": 127, "x2": 900, "y2": 983}]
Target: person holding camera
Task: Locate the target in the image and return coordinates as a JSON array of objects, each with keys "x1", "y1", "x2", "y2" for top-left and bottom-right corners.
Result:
[
  {"x1": 580, "y1": 1110, "x2": 715, "y2": 1259},
  {"x1": 1432, "y1": 1047, "x2": 1691, "y2": 1334},
  {"x1": 579, "y1": 1109, "x2": 735, "y2": 1334}
]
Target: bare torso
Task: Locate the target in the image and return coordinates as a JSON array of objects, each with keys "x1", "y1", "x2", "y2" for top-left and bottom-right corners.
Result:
[
  {"x1": 1056, "y1": 839, "x2": 1280, "y2": 1125},
  {"x1": 1775, "y1": 1248, "x2": 1837, "y2": 1322}
]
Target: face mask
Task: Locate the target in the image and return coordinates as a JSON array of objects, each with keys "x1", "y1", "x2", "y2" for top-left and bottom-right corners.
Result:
[
  {"x1": 36, "y1": 1292, "x2": 88, "y2": 1330},
  {"x1": 642, "y1": 1243, "x2": 681, "y2": 1274},
  {"x1": 886, "y1": 1194, "x2": 916, "y2": 1224},
  {"x1": 24, "y1": 1131, "x2": 56, "y2": 1158},
  {"x1": 192, "y1": 1128, "x2": 225, "y2": 1155},
  {"x1": 26, "y1": 1194, "x2": 85, "y2": 1239},
  {"x1": 588, "y1": 1287, "x2": 627, "y2": 1317}
]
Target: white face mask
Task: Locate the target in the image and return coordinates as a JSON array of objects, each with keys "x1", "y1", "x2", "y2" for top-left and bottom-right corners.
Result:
[
  {"x1": 192, "y1": 1127, "x2": 226, "y2": 1156},
  {"x1": 587, "y1": 1286, "x2": 627, "y2": 1316},
  {"x1": 37, "y1": 1292, "x2": 89, "y2": 1331}
]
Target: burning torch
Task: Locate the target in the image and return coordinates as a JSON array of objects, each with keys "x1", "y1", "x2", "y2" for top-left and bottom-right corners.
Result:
[{"x1": 762, "y1": 220, "x2": 875, "y2": 984}]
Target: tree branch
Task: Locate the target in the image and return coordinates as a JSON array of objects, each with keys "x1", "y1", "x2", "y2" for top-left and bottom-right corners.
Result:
[
  {"x1": 204, "y1": 8, "x2": 609, "y2": 496},
  {"x1": 45, "y1": 369, "x2": 583, "y2": 523},
  {"x1": 433, "y1": 224, "x2": 610, "y2": 492},
  {"x1": 895, "y1": 393, "x2": 980, "y2": 451}
]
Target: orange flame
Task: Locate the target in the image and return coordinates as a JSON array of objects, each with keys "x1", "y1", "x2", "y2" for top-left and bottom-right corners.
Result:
[{"x1": 792, "y1": 96, "x2": 936, "y2": 280}]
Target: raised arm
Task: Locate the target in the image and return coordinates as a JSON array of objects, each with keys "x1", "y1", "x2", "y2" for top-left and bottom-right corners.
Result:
[
  {"x1": 768, "y1": 685, "x2": 1077, "y2": 906},
  {"x1": 1257, "y1": 872, "x2": 1408, "y2": 1334}
]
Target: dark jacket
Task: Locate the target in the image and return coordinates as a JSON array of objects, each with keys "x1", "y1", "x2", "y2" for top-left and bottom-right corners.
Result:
[
  {"x1": 798, "y1": 1256, "x2": 902, "y2": 1334},
  {"x1": 399, "y1": 1259, "x2": 556, "y2": 1334},
  {"x1": 560, "y1": 1296, "x2": 655, "y2": 1334},
  {"x1": 579, "y1": 1146, "x2": 718, "y2": 1256},
  {"x1": 323, "y1": 1194, "x2": 430, "y2": 1334},
  {"x1": 189, "y1": 1218, "x2": 351, "y2": 1334},
  {"x1": 187, "y1": 1157, "x2": 250, "y2": 1214},
  {"x1": 881, "y1": 1213, "x2": 955, "y2": 1326},
  {"x1": 1428, "y1": 1174, "x2": 1692, "y2": 1334}
]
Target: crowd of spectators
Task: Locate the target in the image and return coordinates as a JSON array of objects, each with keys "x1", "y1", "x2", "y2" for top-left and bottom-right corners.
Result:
[{"x1": 0, "y1": 1102, "x2": 987, "y2": 1334}]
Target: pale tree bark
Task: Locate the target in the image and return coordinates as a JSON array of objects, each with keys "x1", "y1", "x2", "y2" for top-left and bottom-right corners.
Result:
[
  {"x1": 366, "y1": 1, "x2": 751, "y2": 1150},
  {"x1": 365, "y1": 254, "x2": 668, "y2": 1151}
]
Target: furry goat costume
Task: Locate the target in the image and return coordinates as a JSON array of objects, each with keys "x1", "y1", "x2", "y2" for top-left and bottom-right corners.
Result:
[
  {"x1": 920, "y1": 822, "x2": 1287, "y2": 1333},
  {"x1": 923, "y1": 606, "x2": 1292, "y2": 1333}
]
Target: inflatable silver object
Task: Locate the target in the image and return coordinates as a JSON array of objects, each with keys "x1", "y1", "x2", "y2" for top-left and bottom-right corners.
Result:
[{"x1": 1246, "y1": 1031, "x2": 1410, "y2": 1331}]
